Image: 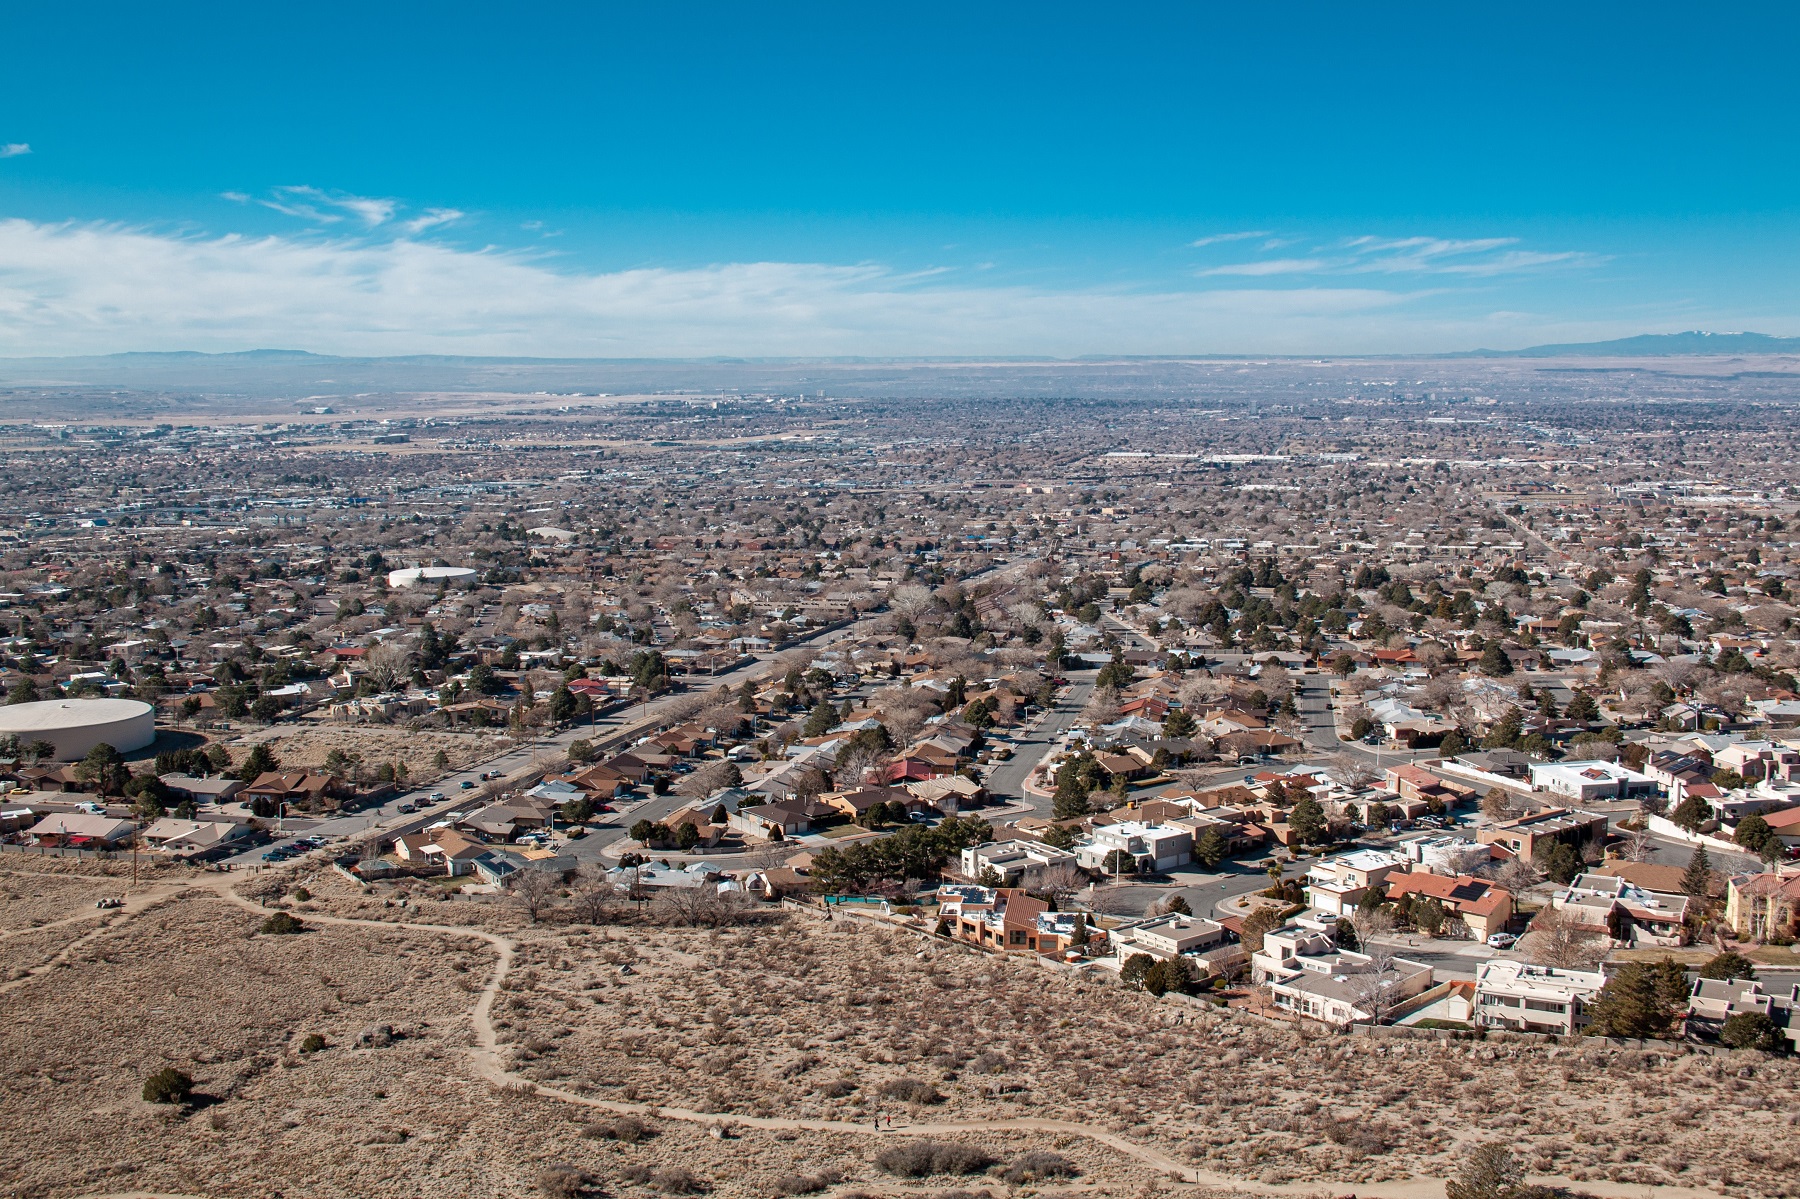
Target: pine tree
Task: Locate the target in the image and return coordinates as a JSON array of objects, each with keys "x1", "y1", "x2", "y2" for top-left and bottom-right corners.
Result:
[
  {"x1": 1681, "y1": 846, "x2": 1713, "y2": 898},
  {"x1": 1289, "y1": 795, "x2": 1327, "y2": 846},
  {"x1": 1585, "y1": 960, "x2": 1687, "y2": 1038}
]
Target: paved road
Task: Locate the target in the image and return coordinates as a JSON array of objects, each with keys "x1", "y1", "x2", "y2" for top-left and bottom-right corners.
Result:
[
  {"x1": 983, "y1": 671, "x2": 1097, "y2": 815},
  {"x1": 1076, "y1": 858, "x2": 1308, "y2": 922},
  {"x1": 217, "y1": 615, "x2": 891, "y2": 868}
]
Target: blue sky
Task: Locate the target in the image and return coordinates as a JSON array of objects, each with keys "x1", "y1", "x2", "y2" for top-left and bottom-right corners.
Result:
[{"x1": 1, "y1": 2, "x2": 1797, "y2": 356}]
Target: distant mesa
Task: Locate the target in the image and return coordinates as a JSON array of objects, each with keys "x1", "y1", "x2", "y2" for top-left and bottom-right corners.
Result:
[
  {"x1": 387, "y1": 565, "x2": 479, "y2": 589},
  {"x1": 1455, "y1": 330, "x2": 1800, "y2": 358}
]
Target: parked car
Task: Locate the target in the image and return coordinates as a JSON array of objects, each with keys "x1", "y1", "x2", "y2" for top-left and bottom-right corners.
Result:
[
  {"x1": 429, "y1": 792, "x2": 446, "y2": 801},
  {"x1": 460, "y1": 780, "x2": 475, "y2": 789},
  {"x1": 397, "y1": 803, "x2": 417, "y2": 814},
  {"x1": 1486, "y1": 932, "x2": 1518, "y2": 949}
]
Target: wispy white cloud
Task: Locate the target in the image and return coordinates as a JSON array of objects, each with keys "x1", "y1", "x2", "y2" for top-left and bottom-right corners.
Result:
[
  {"x1": 0, "y1": 216, "x2": 1662, "y2": 357},
  {"x1": 1199, "y1": 258, "x2": 1333, "y2": 277},
  {"x1": 0, "y1": 216, "x2": 1506, "y2": 356},
  {"x1": 1197, "y1": 233, "x2": 1599, "y2": 279},
  {"x1": 1188, "y1": 230, "x2": 1271, "y2": 248},
  {"x1": 0, "y1": 144, "x2": 30, "y2": 159},
  {"x1": 256, "y1": 186, "x2": 399, "y2": 227},
  {"x1": 400, "y1": 207, "x2": 465, "y2": 234}
]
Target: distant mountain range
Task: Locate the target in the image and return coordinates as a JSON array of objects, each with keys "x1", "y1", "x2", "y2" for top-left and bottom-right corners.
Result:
[{"x1": 1453, "y1": 331, "x2": 1800, "y2": 357}]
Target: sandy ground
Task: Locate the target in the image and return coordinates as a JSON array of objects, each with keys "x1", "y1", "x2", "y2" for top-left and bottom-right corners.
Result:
[
  {"x1": 3, "y1": 859, "x2": 1796, "y2": 1199},
  {"x1": 226, "y1": 723, "x2": 510, "y2": 780}
]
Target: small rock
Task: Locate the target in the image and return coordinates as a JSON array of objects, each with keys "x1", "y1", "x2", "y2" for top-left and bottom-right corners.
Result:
[{"x1": 358, "y1": 1024, "x2": 395, "y2": 1048}]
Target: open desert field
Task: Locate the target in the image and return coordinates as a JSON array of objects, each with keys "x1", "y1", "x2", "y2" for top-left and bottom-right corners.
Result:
[
  {"x1": 2, "y1": 859, "x2": 1796, "y2": 1199},
  {"x1": 225, "y1": 722, "x2": 513, "y2": 780}
]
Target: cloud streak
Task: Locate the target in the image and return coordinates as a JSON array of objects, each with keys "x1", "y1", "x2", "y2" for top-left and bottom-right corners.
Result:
[
  {"x1": 1196, "y1": 232, "x2": 1599, "y2": 278},
  {"x1": 0, "y1": 217, "x2": 1646, "y2": 357},
  {"x1": 1188, "y1": 230, "x2": 1271, "y2": 248},
  {"x1": 0, "y1": 144, "x2": 30, "y2": 158},
  {"x1": 253, "y1": 186, "x2": 417, "y2": 228}
]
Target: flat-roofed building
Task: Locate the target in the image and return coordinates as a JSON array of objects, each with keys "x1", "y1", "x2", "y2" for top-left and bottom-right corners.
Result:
[{"x1": 1475, "y1": 959, "x2": 1605, "y2": 1036}]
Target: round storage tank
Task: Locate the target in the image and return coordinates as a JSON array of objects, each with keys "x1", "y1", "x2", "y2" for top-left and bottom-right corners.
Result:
[
  {"x1": 387, "y1": 566, "x2": 479, "y2": 589},
  {"x1": 0, "y1": 697, "x2": 157, "y2": 761}
]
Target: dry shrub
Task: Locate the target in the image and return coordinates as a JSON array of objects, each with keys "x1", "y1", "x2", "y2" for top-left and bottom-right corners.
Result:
[
  {"x1": 874, "y1": 1139, "x2": 996, "y2": 1178},
  {"x1": 651, "y1": 1166, "x2": 710, "y2": 1194},
  {"x1": 538, "y1": 1163, "x2": 601, "y2": 1197},
  {"x1": 770, "y1": 1167, "x2": 843, "y2": 1196},
  {"x1": 877, "y1": 1077, "x2": 944, "y2": 1105},
  {"x1": 1322, "y1": 1117, "x2": 1392, "y2": 1154},
  {"x1": 817, "y1": 1078, "x2": 857, "y2": 1097},
  {"x1": 999, "y1": 1151, "x2": 1077, "y2": 1184},
  {"x1": 968, "y1": 1050, "x2": 1008, "y2": 1074},
  {"x1": 584, "y1": 1113, "x2": 657, "y2": 1143}
]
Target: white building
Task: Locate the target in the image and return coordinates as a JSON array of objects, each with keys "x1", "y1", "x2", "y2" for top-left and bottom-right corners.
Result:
[
  {"x1": 1304, "y1": 848, "x2": 1406, "y2": 916},
  {"x1": 1529, "y1": 760, "x2": 1657, "y2": 803},
  {"x1": 386, "y1": 565, "x2": 478, "y2": 589},
  {"x1": 959, "y1": 840, "x2": 1078, "y2": 885},
  {"x1": 1396, "y1": 833, "x2": 1489, "y2": 875},
  {"x1": 1254, "y1": 924, "x2": 1433, "y2": 1026},
  {"x1": 0, "y1": 698, "x2": 156, "y2": 760},
  {"x1": 1076, "y1": 821, "x2": 1192, "y2": 873},
  {"x1": 1113, "y1": 913, "x2": 1234, "y2": 959},
  {"x1": 1474, "y1": 959, "x2": 1606, "y2": 1036}
]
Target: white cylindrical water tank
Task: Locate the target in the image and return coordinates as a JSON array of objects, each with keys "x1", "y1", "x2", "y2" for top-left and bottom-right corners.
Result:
[{"x1": 0, "y1": 697, "x2": 157, "y2": 760}]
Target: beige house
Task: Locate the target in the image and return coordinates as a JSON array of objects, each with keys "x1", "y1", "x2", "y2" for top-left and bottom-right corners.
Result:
[{"x1": 1724, "y1": 869, "x2": 1800, "y2": 941}]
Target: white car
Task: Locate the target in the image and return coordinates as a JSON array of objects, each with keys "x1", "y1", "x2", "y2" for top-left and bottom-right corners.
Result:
[{"x1": 1486, "y1": 932, "x2": 1518, "y2": 949}]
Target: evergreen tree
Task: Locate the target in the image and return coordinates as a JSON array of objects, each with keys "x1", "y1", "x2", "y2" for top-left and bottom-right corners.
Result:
[
  {"x1": 1162, "y1": 708, "x2": 1197, "y2": 738},
  {"x1": 1194, "y1": 826, "x2": 1228, "y2": 868},
  {"x1": 1289, "y1": 795, "x2": 1327, "y2": 845},
  {"x1": 1671, "y1": 794, "x2": 1712, "y2": 834},
  {"x1": 1565, "y1": 691, "x2": 1600, "y2": 722},
  {"x1": 1697, "y1": 951, "x2": 1755, "y2": 981},
  {"x1": 1481, "y1": 707, "x2": 1524, "y2": 750},
  {"x1": 1532, "y1": 840, "x2": 1581, "y2": 885},
  {"x1": 1681, "y1": 846, "x2": 1713, "y2": 898},
  {"x1": 1585, "y1": 960, "x2": 1688, "y2": 1038},
  {"x1": 1734, "y1": 813, "x2": 1777, "y2": 855}
]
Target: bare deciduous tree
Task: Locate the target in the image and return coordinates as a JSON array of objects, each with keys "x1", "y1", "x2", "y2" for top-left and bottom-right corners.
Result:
[
  {"x1": 1024, "y1": 862, "x2": 1089, "y2": 908},
  {"x1": 569, "y1": 865, "x2": 621, "y2": 924},
  {"x1": 363, "y1": 640, "x2": 416, "y2": 694},
  {"x1": 512, "y1": 870, "x2": 561, "y2": 923},
  {"x1": 1517, "y1": 906, "x2": 1605, "y2": 969},
  {"x1": 651, "y1": 887, "x2": 758, "y2": 928}
]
